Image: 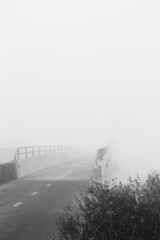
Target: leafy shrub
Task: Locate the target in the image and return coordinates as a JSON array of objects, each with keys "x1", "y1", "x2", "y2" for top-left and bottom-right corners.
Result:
[{"x1": 53, "y1": 171, "x2": 160, "y2": 240}]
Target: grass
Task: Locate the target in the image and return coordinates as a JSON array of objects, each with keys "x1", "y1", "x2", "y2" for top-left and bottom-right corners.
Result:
[{"x1": 53, "y1": 171, "x2": 160, "y2": 240}]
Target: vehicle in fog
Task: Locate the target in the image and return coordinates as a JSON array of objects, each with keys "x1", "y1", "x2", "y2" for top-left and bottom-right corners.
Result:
[{"x1": 93, "y1": 146, "x2": 110, "y2": 184}]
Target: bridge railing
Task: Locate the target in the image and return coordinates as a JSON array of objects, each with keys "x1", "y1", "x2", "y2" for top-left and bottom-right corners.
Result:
[{"x1": 14, "y1": 145, "x2": 69, "y2": 161}]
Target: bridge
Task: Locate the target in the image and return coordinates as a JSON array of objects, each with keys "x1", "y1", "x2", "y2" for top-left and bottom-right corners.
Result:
[
  {"x1": 0, "y1": 145, "x2": 93, "y2": 240},
  {"x1": 0, "y1": 145, "x2": 75, "y2": 184},
  {"x1": 14, "y1": 145, "x2": 74, "y2": 178}
]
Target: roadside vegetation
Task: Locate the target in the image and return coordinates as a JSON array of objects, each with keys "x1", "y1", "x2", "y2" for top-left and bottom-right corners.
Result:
[{"x1": 53, "y1": 171, "x2": 160, "y2": 240}]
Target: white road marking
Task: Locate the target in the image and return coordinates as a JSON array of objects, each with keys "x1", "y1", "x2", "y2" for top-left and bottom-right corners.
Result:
[
  {"x1": 30, "y1": 192, "x2": 38, "y2": 196},
  {"x1": 46, "y1": 184, "x2": 51, "y2": 187},
  {"x1": 13, "y1": 202, "x2": 22, "y2": 207},
  {"x1": 51, "y1": 209, "x2": 63, "y2": 213},
  {"x1": 12, "y1": 171, "x2": 72, "y2": 207},
  {"x1": 56, "y1": 170, "x2": 72, "y2": 180}
]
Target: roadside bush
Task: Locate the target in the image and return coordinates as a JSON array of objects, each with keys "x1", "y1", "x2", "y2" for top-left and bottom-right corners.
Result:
[{"x1": 53, "y1": 171, "x2": 160, "y2": 240}]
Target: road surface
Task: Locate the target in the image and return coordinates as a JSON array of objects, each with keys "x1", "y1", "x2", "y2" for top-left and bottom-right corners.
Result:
[{"x1": 0, "y1": 159, "x2": 92, "y2": 240}]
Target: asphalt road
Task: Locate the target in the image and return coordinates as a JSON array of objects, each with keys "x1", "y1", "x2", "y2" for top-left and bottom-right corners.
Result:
[{"x1": 0, "y1": 160, "x2": 93, "y2": 240}]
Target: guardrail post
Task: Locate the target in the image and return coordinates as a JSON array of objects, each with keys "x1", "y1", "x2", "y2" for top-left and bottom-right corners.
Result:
[
  {"x1": 32, "y1": 147, "x2": 34, "y2": 157},
  {"x1": 17, "y1": 148, "x2": 19, "y2": 161},
  {"x1": 25, "y1": 147, "x2": 27, "y2": 158}
]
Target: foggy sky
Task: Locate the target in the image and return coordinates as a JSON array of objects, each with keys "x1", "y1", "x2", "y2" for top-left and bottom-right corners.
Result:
[{"x1": 1, "y1": 1, "x2": 160, "y2": 173}]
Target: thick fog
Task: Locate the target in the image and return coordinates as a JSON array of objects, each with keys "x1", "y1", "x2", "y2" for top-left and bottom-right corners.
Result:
[{"x1": 1, "y1": 1, "x2": 160, "y2": 176}]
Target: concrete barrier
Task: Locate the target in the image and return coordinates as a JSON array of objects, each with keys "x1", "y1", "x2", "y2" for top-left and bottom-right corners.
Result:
[
  {"x1": 16, "y1": 151, "x2": 70, "y2": 178},
  {"x1": 0, "y1": 162, "x2": 17, "y2": 185}
]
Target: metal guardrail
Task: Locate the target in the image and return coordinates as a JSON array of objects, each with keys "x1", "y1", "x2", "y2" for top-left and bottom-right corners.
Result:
[{"x1": 14, "y1": 145, "x2": 70, "y2": 161}]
